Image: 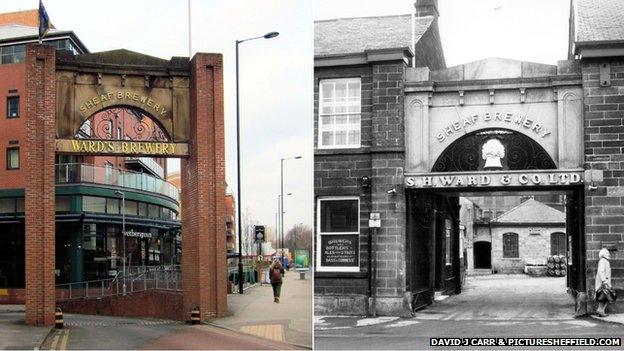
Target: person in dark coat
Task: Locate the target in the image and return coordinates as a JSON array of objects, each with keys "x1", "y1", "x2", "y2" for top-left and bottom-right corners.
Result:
[{"x1": 269, "y1": 259, "x2": 284, "y2": 303}]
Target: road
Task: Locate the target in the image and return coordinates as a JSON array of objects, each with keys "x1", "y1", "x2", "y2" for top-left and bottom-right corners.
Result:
[
  {"x1": 315, "y1": 275, "x2": 624, "y2": 350},
  {"x1": 41, "y1": 313, "x2": 302, "y2": 350}
]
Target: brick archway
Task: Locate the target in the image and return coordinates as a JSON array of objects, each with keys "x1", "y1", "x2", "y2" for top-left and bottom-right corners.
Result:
[{"x1": 24, "y1": 44, "x2": 226, "y2": 326}]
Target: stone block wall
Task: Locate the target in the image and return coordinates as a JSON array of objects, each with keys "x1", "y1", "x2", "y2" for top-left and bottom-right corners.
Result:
[
  {"x1": 314, "y1": 60, "x2": 409, "y2": 315},
  {"x1": 490, "y1": 226, "x2": 564, "y2": 274},
  {"x1": 581, "y1": 59, "x2": 624, "y2": 303}
]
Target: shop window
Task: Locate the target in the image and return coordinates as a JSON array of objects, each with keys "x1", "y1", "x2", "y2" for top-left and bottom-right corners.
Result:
[
  {"x1": 148, "y1": 204, "x2": 159, "y2": 219},
  {"x1": 502, "y1": 232, "x2": 519, "y2": 258},
  {"x1": 125, "y1": 200, "x2": 138, "y2": 215},
  {"x1": 6, "y1": 96, "x2": 19, "y2": 118},
  {"x1": 56, "y1": 196, "x2": 71, "y2": 212},
  {"x1": 316, "y1": 197, "x2": 360, "y2": 272},
  {"x1": 106, "y1": 197, "x2": 120, "y2": 214},
  {"x1": 138, "y1": 202, "x2": 148, "y2": 217},
  {"x1": 6, "y1": 147, "x2": 19, "y2": 170},
  {"x1": 83, "y1": 196, "x2": 106, "y2": 213},
  {"x1": 550, "y1": 232, "x2": 566, "y2": 256},
  {"x1": 0, "y1": 198, "x2": 15, "y2": 213},
  {"x1": 16, "y1": 197, "x2": 24, "y2": 212},
  {"x1": 318, "y1": 78, "x2": 361, "y2": 149}
]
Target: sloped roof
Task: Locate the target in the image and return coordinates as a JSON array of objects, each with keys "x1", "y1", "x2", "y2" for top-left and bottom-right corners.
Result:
[
  {"x1": 574, "y1": 0, "x2": 624, "y2": 43},
  {"x1": 0, "y1": 24, "x2": 64, "y2": 42},
  {"x1": 314, "y1": 14, "x2": 433, "y2": 57},
  {"x1": 492, "y1": 199, "x2": 565, "y2": 224}
]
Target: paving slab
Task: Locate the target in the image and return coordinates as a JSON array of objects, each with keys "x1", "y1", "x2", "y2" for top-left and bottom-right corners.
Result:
[{"x1": 213, "y1": 269, "x2": 312, "y2": 348}]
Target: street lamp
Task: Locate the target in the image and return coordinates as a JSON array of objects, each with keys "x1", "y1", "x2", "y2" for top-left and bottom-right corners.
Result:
[
  {"x1": 277, "y1": 192, "x2": 292, "y2": 254},
  {"x1": 280, "y1": 156, "x2": 301, "y2": 268},
  {"x1": 236, "y1": 31, "x2": 279, "y2": 295},
  {"x1": 114, "y1": 190, "x2": 126, "y2": 295}
]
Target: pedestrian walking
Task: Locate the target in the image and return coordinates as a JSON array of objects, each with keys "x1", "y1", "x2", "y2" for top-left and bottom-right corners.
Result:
[
  {"x1": 270, "y1": 259, "x2": 284, "y2": 303},
  {"x1": 595, "y1": 248, "x2": 616, "y2": 317}
]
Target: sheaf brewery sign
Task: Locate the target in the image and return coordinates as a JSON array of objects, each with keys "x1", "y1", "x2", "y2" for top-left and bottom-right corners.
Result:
[
  {"x1": 405, "y1": 170, "x2": 583, "y2": 188},
  {"x1": 321, "y1": 235, "x2": 358, "y2": 267}
]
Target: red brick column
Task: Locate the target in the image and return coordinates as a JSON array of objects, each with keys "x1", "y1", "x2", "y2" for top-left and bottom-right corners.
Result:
[
  {"x1": 24, "y1": 44, "x2": 56, "y2": 326},
  {"x1": 181, "y1": 53, "x2": 227, "y2": 320}
]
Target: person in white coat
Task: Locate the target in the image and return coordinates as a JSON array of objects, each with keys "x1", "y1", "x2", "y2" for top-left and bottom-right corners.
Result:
[{"x1": 595, "y1": 248, "x2": 612, "y2": 317}]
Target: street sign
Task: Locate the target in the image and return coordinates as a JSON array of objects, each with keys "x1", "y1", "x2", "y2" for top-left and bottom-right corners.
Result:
[
  {"x1": 369, "y1": 212, "x2": 381, "y2": 228},
  {"x1": 254, "y1": 225, "x2": 266, "y2": 242}
]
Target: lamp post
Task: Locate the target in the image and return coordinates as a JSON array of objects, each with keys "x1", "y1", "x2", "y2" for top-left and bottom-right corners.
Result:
[
  {"x1": 114, "y1": 190, "x2": 126, "y2": 295},
  {"x1": 236, "y1": 31, "x2": 279, "y2": 294},
  {"x1": 277, "y1": 192, "x2": 292, "y2": 255},
  {"x1": 280, "y1": 156, "x2": 301, "y2": 268}
]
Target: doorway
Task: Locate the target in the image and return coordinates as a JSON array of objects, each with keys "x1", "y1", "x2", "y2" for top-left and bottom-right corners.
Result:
[{"x1": 473, "y1": 242, "x2": 491, "y2": 269}]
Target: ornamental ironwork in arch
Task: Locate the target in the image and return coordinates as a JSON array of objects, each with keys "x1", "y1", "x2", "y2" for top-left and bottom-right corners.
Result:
[
  {"x1": 75, "y1": 106, "x2": 170, "y2": 142},
  {"x1": 431, "y1": 128, "x2": 556, "y2": 172}
]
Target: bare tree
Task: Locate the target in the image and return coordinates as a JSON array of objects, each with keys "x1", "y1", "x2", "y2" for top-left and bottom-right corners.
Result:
[
  {"x1": 284, "y1": 223, "x2": 313, "y2": 255},
  {"x1": 241, "y1": 207, "x2": 260, "y2": 256}
]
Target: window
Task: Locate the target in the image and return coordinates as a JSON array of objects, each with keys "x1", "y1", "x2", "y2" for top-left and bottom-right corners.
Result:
[
  {"x1": 138, "y1": 202, "x2": 148, "y2": 217},
  {"x1": 550, "y1": 232, "x2": 566, "y2": 256},
  {"x1": 502, "y1": 232, "x2": 519, "y2": 258},
  {"x1": 6, "y1": 147, "x2": 19, "y2": 170},
  {"x1": 318, "y1": 78, "x2": 361, "y2": 149},
  {"x1": 0, "y1": 45, "x2": 25, "y2": 64},
  {"x1": 0, "y1": 198, "x2": 15, "y2": 213},
  {"x1": 106, "y1": 198, "x2": 120, "y2": 214},
  {"x1": 316, "y1": 197, "x2": 360, "y2": 272},
  {"x1": 6, "y1": 96, "x2": 19, "y2": 118},
  {"x1": 56, "y1": 196, "x2": 71, "y2": 212},
  {"x1": 83, "y1": 196, "x2": 106, "y2": 213},
  {"x1": 125, "y1": 200, "x2": 138, "y2": 216}
]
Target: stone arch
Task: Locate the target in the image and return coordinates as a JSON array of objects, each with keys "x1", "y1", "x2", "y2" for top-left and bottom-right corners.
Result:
[{"x1": 431, "y1": 128, "x2": 557, "y2": 172}]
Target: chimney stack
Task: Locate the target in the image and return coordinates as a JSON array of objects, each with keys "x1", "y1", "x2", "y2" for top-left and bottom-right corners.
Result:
[{"x1": 415, "y1": 0, "x2": 439, "y2": 18}]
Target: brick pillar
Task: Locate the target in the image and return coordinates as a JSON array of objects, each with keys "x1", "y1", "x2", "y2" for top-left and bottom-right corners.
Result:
[
  {"x1": 370, "y1": 61, "x2": 409, "y2": 315},
  {"x1": 181, "y1": 53, "x2": 227, "y2": 320},
  {"x1": 24, "y1": 44, "x2": 56, "y2": 326}
]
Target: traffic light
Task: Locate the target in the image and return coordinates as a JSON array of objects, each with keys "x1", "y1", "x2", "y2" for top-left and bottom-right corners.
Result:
[{"x1": 254, "y1": 225, "x2": 265, "y2": 242}]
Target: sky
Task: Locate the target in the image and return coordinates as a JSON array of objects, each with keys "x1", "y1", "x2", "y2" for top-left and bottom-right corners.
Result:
[
  {"x1": 0, "y1": 0, "x2": 572, "y2": 236},
  {"x1": 315, "y1": 0, "x2": 570, "y2": 66},
  {"x1": 0, "y1": 0, "x2": 314, "y2": 234}
]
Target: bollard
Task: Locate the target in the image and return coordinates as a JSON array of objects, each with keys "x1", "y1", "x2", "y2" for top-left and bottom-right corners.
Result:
[
  {"x1": 55, "y1": 308, "x2": 64, "y2": 329},
  {"x1": 190, "y1": 307, "x2": 200, "y2": 325}
]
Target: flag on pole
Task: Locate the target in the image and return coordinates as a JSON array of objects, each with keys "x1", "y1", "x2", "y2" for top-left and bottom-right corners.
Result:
[{"x1": 38, "y1": 0, "x2": 50, "y2": 43}]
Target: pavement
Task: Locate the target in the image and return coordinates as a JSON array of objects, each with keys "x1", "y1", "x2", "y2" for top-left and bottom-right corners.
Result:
[
  {"x1": 0, "y1": 304, "x2": 51, "y2": 350},
  {"x1": 213, "y1": 269, "x2": 312, "y2": 349},
  {"x1": 315, "y1": 275, "x2": 624, "y2": 350},
  {"x1": 0, "y1": 271, "x2": 312, "y2": 350}
]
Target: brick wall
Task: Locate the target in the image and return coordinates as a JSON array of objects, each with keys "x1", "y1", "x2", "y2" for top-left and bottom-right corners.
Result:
[
  {"x1": 180, "y1": 53, "x2": 227, "y2": 321},
  {"x1": 314, "y1": 60, "x2": 409, "y2": 315},
  {"x1": 24, "y1": 44, "x2": 56, "y2": 326},
  {"x1": 582, "y1": 59, "x2": 624, "y2": 300},
  {"x1": 57, "y1": 290, "x2": 185, "y2": 321}
]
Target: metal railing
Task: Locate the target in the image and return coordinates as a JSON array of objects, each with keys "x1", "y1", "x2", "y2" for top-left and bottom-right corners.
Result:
[
  {"x1": 55, "y1": 163, "x2": 179, "y2": 202},
  {"x1": 56, "y1": 266, "x2": 181, "y2": 301}
]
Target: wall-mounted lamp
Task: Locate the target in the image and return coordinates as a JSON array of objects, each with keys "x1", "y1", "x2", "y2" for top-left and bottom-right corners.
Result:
[
  {"x1": 361, "y1": 176, "x2": 371, "y2": 188},
  {"x1": 387, "y1": 187, "x2": 397, "y2": 195}
]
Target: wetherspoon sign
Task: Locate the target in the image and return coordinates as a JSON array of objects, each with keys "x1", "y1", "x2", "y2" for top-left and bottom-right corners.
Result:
[{"x1": 405, "y1": 170, "x2": 583, "y2": 188}]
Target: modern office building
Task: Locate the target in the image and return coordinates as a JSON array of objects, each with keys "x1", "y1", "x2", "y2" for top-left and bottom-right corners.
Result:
[{"x1": 0, "y1": 10, "x2": 181, "y2": 302}]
